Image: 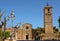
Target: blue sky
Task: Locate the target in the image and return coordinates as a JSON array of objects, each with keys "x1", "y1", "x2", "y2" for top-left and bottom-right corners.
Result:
[{"x1": 0, "y1": 0, "x2": 60, "y2": 29}]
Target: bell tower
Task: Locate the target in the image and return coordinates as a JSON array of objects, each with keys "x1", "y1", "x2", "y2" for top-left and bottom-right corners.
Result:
[{"x1": 44, "y1": 4, "x2": 53, "y2": 33}]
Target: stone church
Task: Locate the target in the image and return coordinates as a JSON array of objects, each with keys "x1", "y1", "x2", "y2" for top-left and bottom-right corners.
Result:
[{"x1": 1, "y1": 4, "x2": 59, "y2": 40}]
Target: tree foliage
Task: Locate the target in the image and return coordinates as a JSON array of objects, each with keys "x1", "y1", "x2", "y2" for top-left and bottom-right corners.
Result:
[
  {"x1": 0, "y1": 31, "x2": 10, "y2": 39},
  {"x1": 34, "y1": 26, "x2": 59, "y2": 35},
  {"x1": 53, "y1": 26, "x2": 59, "y2": 33},
  {"x1": 34, "y1": 27, "x2": 44, "y2": 35}
]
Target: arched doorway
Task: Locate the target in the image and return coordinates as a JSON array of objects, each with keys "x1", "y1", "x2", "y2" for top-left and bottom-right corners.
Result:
[
  {"x1": 35, "y1": 33, "x2": 40, "y2": 40},
  {"x1": 26, "y1": 35, "x2": 29, "y2": 40}
]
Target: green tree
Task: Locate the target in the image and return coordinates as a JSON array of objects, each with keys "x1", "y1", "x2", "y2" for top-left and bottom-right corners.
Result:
[
  {"x1": 35, "y1": 27, "x2": 44, "y2": 34},
  {"x1": 3, "y1": 31, "x2": 10, "y2": 39},
  {"x1": 53, "y1": 26, "x2": 59, "y2": 33},
  {"x1": 0, "y1": 31, "x2": 10, "y2": 39},
  {"x1": 34, "y1": 26, "x2": 59, "y2": 34},
  {"x1": 0, "y1": 30, "x2": 3, "y2": 41},
  {"x1": 5, "y1": 31, "x2": 10, "y2": 38}
]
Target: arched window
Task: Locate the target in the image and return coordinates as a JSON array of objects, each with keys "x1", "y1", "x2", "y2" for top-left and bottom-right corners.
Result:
[
  {"x1": 26, "y1": 26, "x2": 29, "y2": 29},
  {"x1": 48, "y1": 9, "x2": 50, "y2": 13}
]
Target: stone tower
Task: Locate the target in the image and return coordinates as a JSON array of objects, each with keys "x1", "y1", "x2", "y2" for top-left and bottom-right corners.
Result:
[
  {"x1": 44, "y1": 4, "x2": 53, "y2": 33},
  {"x1": 41, "y1": 4, "x2": 57, "y2": 40}
]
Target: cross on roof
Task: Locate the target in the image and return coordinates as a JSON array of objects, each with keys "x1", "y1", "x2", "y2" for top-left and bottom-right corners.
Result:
[{"x1": 46, "y1": 3, "x2": 49, "y2": 6}]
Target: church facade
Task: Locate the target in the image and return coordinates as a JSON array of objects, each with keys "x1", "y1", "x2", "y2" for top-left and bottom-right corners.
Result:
[{"x1": 14, "y1": 23, "x2": 33, "y2": 40}]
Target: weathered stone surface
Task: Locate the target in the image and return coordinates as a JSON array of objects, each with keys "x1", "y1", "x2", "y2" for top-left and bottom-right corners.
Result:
[{"x1": 44, "y1": 5, "x2": 53, "y2": 33}]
